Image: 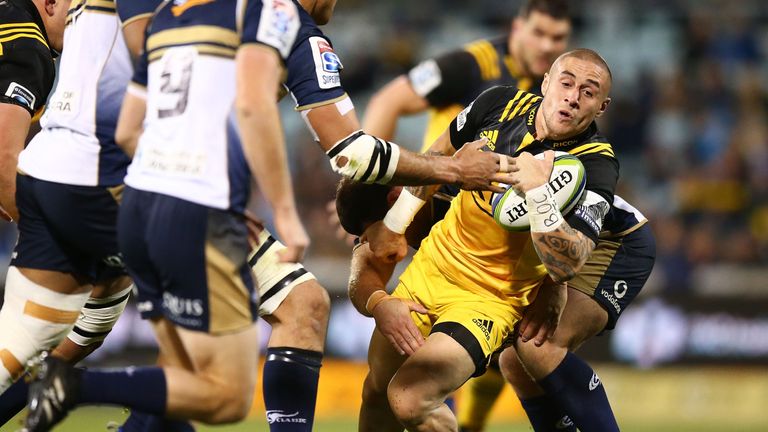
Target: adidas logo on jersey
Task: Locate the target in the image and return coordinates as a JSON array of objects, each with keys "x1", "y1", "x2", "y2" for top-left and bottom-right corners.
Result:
[{"x1": 472, "y1": 318, "x2": 494, "y2": 340}]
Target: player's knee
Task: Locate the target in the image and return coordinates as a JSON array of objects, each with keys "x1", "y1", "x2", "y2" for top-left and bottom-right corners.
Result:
[
  {"x1": 498, "y1": 347, "x2": 529, "y2": 385},
  {"x1": 387, "y1": 381, "x2": 429, "y2": 428}
]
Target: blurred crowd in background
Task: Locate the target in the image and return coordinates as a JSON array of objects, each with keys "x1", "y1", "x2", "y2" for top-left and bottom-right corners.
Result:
[{"x1": 1, "y1": 0, "x2": 766, "y2": 365}]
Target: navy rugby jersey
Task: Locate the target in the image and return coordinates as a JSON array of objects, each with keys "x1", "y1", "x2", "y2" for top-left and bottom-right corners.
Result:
[
  {"x1": 281, "y1": 1, "x2": 346, "y2": 113},
  {"x1": 125, "y1": 0, "x2": 300, "y2": 212}
]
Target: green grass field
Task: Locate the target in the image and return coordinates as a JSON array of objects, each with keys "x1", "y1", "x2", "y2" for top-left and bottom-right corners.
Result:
[{"x1": 3, "y1": 408, "x2": 767, "y2": 432}]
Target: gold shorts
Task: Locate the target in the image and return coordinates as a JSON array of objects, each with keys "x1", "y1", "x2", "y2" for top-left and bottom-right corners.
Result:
[{"x1": 393, "y1": 252, "x2": 524, "y2": 376}]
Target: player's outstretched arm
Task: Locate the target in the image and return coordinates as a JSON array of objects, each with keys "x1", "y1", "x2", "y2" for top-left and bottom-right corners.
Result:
[
  {"x1": 0, "y1": 103, "x2": 32, "y2": 222},
  {"x1": 236, "y1": 44, "x2": 308, "y2": 263},
  {"x1": 308, "y1": 102, "x2": 511, "y2": 189},
  {"x1": 362, "y1": 75, "x2": 429, "y2": 142},
  {"x1": 510, "y1": 151, "x2": 597, "y2": 283}
]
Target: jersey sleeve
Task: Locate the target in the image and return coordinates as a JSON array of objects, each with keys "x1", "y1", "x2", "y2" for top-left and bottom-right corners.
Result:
[
  {"x1": 285, "y1": 35, "x2": 347, "y2": 110},
  {"x1": 565, "y1": 153, "x2": 619, "y2": 242},
  {"x1": 115, "y1": 0, "x2": 160, "y2": 27},
  {"x1": 448, "y1": 86, "x2": 507, "y2": 150},
  {"x1": 131, "y1": 47, "x2": 149, "y2": 87},
  {"x1": 407, "y1": 49, "x2": 481, "y2": 107},
  {"x1": 240, "y1": 0, "x2": 300, "y2": 60},
  {"x1": 0, "y1": 38, "x2": 50, "y2": 116}
]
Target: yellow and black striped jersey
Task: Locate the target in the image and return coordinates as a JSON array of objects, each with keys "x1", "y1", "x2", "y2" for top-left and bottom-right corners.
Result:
[
  {"x1": 407, "y1": 36, "x2": 538, "y2": 149},
  {"x1": 415, "y1": 85, "x2": 618, "y2": 302},
  {"x1": 0, "y1": 0, "x2": 55, "y2": 117}
]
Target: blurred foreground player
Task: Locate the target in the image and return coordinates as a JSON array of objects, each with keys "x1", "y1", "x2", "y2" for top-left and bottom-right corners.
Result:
[{"x1": 25, "y1": 0, "x2": 309, "y2": 430}]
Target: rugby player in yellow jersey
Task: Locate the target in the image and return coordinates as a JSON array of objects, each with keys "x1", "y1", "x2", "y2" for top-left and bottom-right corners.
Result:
[
  {"x1": 358, "y1": 2, "x2": 571, "y2": 429},
  {"x1": 359, "y1": 49, "x2": 619, "y2": 432}
]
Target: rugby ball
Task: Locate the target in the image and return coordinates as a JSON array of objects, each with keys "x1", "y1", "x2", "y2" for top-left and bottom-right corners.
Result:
[{"x1": 491, "y1": 151, "x2": 586, "y2": 231}]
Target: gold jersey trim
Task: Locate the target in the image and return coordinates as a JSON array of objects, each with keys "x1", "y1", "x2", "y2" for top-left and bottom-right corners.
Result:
[
  {"x1": 147, "y1": 25, "x2": 239, "y2": 54},
  {"x1": 464, "y1": 40, "x2": 500, "y2": 81}
]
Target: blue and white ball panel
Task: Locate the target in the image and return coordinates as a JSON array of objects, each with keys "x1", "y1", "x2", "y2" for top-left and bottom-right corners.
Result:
[
  {"x1": 285, "y1": 35, "x2": 346, "y2": 110},
  {"x1": 492, "y1": 152, "x2": 587, "y2": 231},
  {"x1": 242, "y1": 0, "x2": 300, "y2": 59},
  {"x1": 119, "y1": 187, "x2": 257, "y2": 333},
  {"x1": 249, "y1": 229, "x2": 316, "y2": 316},
  {"x1": 568, "y1": 223, "x2": 656, "y2": 330}
]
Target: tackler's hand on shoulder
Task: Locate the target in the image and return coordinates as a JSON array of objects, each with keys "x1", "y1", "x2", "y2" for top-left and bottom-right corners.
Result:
[
  {"x1": 361, "y1": 220, "x2": 408, "y2": 264},
  {"x1": 453, "y1": 138, "x2": 515, "y2": 193}
]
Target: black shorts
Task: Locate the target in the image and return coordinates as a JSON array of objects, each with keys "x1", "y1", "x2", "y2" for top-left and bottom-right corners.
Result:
[
  {"x1": 11, "y1": 174, "x2": 126, "y2": 283},
  {"x1": 568, "y1": 223, "x2": 656, "y2": 330},
  {"x1": 118, "y1": 187, "x2": 257, "y2": 334}
]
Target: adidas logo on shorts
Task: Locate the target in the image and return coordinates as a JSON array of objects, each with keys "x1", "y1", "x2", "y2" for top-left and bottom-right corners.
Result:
[{"x1": 472, "y1": 318, "x2": 494, "y2": 340}]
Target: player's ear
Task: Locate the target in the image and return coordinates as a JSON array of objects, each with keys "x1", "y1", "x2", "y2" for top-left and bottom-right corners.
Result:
[
  {"x1": 595, "y1": 97, "x2": 611, "y2": 118},
  {"x1": 44, "y1": 0, "x2": 56, "y2": 16},
  {"x1": 540, "y1": 72, "x2": 550, "y2": 95}
]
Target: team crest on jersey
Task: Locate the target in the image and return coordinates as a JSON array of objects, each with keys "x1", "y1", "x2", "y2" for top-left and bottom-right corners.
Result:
[
  {"x1": 5, "y1": 82, "x2": 35, "y2": 111},
  {"x1": 309, "y1": 36, "x2": 342, "y2": 89}
]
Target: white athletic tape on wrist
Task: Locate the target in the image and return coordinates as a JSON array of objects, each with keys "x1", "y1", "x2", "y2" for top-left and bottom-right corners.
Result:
[
  {"x1": 0, "y1": 267, "x2": 90, "y2": 392},
  {"x1": 526, "y1": 183, "x2": 563, "y2": 232},
  {"x1": 327, "y1": 130, "x2": 401, "y2": 184},
  {"x1": 383, "y1": 189, "x2": 426, "y2": 234},
  {"x1": 67, "y1": 285, "x2": 133, "y2": 347}
]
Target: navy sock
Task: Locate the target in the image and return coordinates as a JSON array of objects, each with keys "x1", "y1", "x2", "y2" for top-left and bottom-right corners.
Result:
[
  {"x1": 520, "y1": 395, "x2": 576, "y2": 432},
  {"x1": 538, "y1": 353, "x2": 619, "y2": 432},
  {"x1": 0, "y1": 378, "x2": 28, "y2": 426},
  {"x1": 120, "y1": 410, "x2": 194, "y2": 432},
  {"x1": 79, "y1": 367, "x2": 167, "y2": 415},
  {"x1": 263, "y1": 347, "x2": 322, "y2": 432}
]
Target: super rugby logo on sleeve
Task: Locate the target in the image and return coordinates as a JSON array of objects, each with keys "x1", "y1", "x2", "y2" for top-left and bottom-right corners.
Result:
[
  {"x1": 5, "y1": 82, "x2": 36, "y2": 111},
  {"x1": 309, "y1": 36, "x2": 343, "y2": 89},
  {"x1": 257, "y1": 0, "x2": 300, "y2": 59}
]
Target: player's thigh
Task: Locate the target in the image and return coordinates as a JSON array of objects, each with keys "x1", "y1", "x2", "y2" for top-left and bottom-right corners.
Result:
[{"x1": 389, "y1": 332, "x2": 476, "y2": 409}]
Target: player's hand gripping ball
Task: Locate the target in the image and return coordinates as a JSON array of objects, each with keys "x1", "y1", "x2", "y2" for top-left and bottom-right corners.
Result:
[{"x1": 492, "y1": 151, "x2": 586, "y2": 231}]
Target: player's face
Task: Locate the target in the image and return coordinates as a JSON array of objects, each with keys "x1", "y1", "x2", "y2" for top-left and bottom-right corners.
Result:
[
  {"x1": 539, "y1": 56, "x2": 611, "y2": 139},
  {"x1": 302, "y1": 0, "x2": 338, "y2": 25},
  {"x1": 513, "y1": 11, "x2": 571, "y2": 77}
]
